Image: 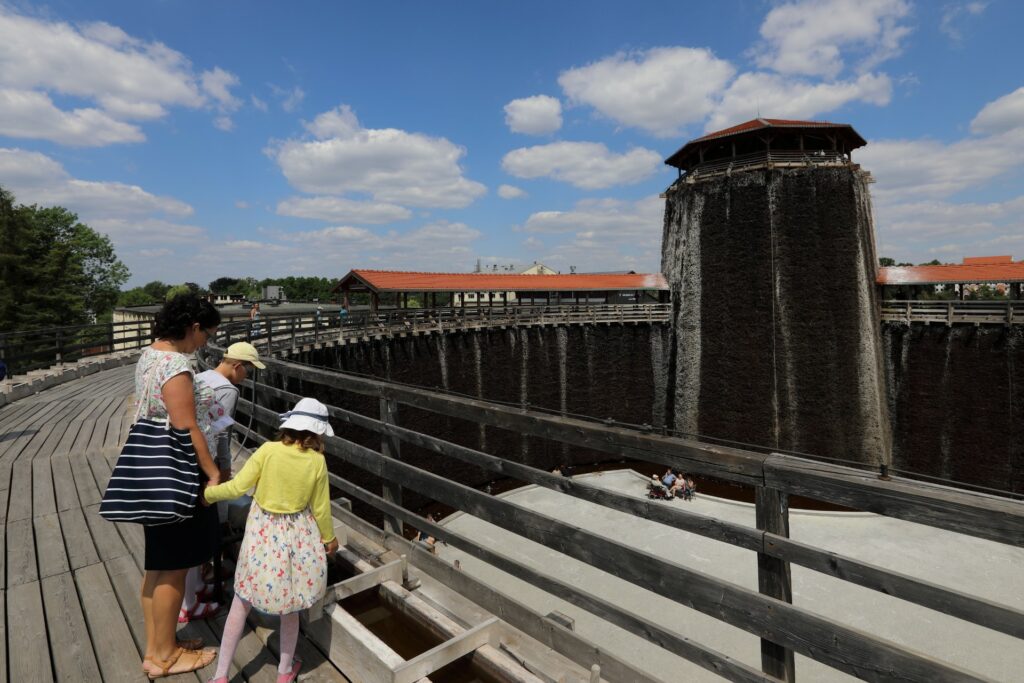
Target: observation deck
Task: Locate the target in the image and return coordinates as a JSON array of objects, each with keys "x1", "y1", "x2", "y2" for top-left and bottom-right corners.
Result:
[
  {"x1": 664, "y1": 118, "x2": 866, "y2": 183},
  {"x1": 0, "y1": 309, "x2": 1022, "y2": 682}
]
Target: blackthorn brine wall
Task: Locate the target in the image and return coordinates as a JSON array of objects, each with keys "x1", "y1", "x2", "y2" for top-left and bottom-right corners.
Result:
[
  {"x1": 283, "y1": 324, "x2": 671, "y2": 514},
  {"x1": 661, "y1": 165, "x2": 892, "y2": 467},
  {"x1": 884, "y1": 323, "x2": 1024, "y2": 494}
]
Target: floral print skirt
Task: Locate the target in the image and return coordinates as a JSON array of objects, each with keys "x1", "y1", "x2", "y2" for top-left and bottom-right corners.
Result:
[{"x1": 234, "y1": 502, "x2": 327, "y2": 614}]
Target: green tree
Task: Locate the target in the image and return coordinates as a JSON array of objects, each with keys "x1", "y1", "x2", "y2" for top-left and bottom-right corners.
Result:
[
  {"x1": 142, "y1": 281, "x2": 170, "y2": 301},
  {"x1": 117, "y1": 287, "x2": 158, "y2": 307},
  {"x1": 0, "y1": 188, "x2": 32, "y2": 330},
  {"x1": 920, "y1": 259, "x2": 943, "y2": 266},
  {"x1": 209, "y1": 277, "x2": 242, "y2": 293},
  {"x1": 165, "y1": 284, "x2": 192, "y2": 301},
  {"x1": 0, "y1": 187, "x2": 129, "y2": 330},
  {"x1": 879, "y1": 257, "x2": 895, "y2": 267},
  {"x1": 257, "y1": 276, "x2": 336, "y2": 301}
]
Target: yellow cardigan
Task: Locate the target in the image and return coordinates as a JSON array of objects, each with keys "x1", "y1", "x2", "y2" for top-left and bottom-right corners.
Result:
[{"x1": 204, "y1": 441, "x2": 335, "y2": 542}]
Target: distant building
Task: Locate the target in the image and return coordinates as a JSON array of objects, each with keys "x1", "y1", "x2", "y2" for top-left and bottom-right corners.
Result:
[
  {"x1": 262, "y1": 285, "x2": 286, "y2": 301},
  {"x1": 333, "y1": 269, "x2": 669, "y2": 310},
  {"x1": 878, "y1": 255, "x2": 1024, "y2": 299},
  {"x1": 209, "y1": 292, "x2": 246, "y2": 305},
  {"x1": 458, "y1": 262, "x2": 559, "y2": 305}
]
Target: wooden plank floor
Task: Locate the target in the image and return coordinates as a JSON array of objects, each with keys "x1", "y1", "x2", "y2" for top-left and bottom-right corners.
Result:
[{"x1": 0, "y1": 364, "x2": 352, "y2": 682}]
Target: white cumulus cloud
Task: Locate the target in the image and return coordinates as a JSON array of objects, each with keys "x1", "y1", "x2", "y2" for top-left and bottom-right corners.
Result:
[
  {"x1": 940, "y1": 2, "x2": 988, "y2": 42},
  {"x1": 278, "y1": 220, "x2": 483, "y2": 272},
  {"x1": 970, "y1": 87, "x2": 1024, "y2": 136},
  {"x1": 498, "y1": 184, "x2": 526, "y2": 199},
  {"x1": 0, "y1": 89, "x2": 144, "y2": 146},
  {"x1": 0, "y1": 9, "x2": 241, "y2": 145},
  {"x1": 753, "y1": 0, "x2": 912, "y2": 78},
  {"x1": 272, "y1": 104, "x2": 487, "y2": 209},
  {"x1": 858, "y1": 129, "x2": 1024, "y2": 201},
  {"x1": 502, "y1": 141, "x2": 663, "y2": 190},
  {"x1": 706, "y1": 72, "x2": 892, "y2": 132},
  {"x1": 558, "y1": 47, "x2": 735, "y2": 138},
  {"x1": 276, "y1": 196, "x2": 412, "y2": 224},
  {"x1": 504, "y1": 95, "x2": 562, "y2": 135},
  {"x1": 522, "y1": 196, "x2": 663, "y2": 240},
  {"x1": 0, "y1": 147, "x2": 192, "y2": 217}
]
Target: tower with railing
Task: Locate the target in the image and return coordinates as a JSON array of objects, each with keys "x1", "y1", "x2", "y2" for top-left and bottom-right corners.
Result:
[
  {"x1": 661, "y1": 118, "x2": 891, "y2": 468},
  {"x1": 664, "y1": 118, "x2": 866, "y2": 182}
]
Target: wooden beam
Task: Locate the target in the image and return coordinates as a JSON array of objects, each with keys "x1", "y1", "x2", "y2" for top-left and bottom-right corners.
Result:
[
  {"x1": 379, "y1": 398, "x2": 403, "y2": 535},
  {"x1": 240, "y1": 360, "x2": 766, "y2": 485},
  {"x1": 763, "y1": 454, "x2": 1023, "y2": 546},
  {"x1": 755, "y1": 488, "x2": 794, "y2": 681},
  {"x1": 331, "y1": 484, "x2": 778, "y2": 683},
  {"x1": 318, "y1": 449, "x2": 984, "y2": 681},
  {"x1": 237, "y1": 357, "x2": 1024, "y2": 548},
  {"x1": 273, "y1": 416, "x2": 985, "y2": 682}
]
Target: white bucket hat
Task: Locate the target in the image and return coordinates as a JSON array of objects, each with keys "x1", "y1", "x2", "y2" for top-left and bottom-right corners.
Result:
[{"x1": 279, "y1": 397, "x2": 335, "y2": 436}]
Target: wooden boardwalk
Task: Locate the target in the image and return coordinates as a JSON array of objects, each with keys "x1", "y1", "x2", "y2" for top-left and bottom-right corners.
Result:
[{"x1": 0, "y1": 364, "x2": 352, "y2": 682}]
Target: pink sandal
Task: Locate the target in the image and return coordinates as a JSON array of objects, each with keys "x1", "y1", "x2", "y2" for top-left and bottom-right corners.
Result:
[
  {"x1": 178, "y1": 601, "x2": 221, "y2": 624},
  {"x1": 277, "y1": 658, "x2": 302, "y2": 683}
]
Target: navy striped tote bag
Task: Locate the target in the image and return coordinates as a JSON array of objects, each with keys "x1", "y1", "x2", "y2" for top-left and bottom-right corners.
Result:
[{"x1": 99, "y1": 418, "x2": 201, "y2": 525}]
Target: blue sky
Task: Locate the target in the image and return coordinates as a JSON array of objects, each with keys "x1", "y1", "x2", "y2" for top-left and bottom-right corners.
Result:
[{"x1": 1, "y1": 0, "x2": 1022, "y2": 287}]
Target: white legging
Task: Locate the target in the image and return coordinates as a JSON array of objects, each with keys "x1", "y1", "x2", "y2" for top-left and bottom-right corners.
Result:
[{"x1": 214, "y1": 594, "x2": 300, "y2": 678}]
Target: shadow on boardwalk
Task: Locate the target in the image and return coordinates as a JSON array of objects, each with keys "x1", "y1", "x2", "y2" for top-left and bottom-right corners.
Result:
[{"x1": 0, "y1": 364, "x2": 350, "y2": 682}]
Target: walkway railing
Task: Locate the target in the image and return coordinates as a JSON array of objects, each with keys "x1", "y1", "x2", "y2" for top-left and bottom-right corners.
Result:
[
  {"x1": 674, "y1": 149, "x2": 850, "y2": 182},
  {"x1": 0, "y1": 304, "x2": 669, "y2": 380},
  {"x1": 225, "y1": 304, "x2": 672, "y2": 350},
  {"x1": 880, "y1": 299, "x2": 1022, "y2": 326},
  {"x1": 0, "y1": 319, "x2": 153, "y2": 379},
  {"x1": 200, "y1": 336, "x2": 1024, "y2": 683}
]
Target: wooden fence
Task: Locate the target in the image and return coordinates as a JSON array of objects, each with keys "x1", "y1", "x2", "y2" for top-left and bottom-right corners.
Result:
[
  {"x1": 880, "y1": 300, "x2": 1022, "y2": 326},
  {"x1": 225, "y1": 304, "x2": 672, "y2": 350},
  {"x1": 0, "y1": 319, "x2": 154, "y2": 378},
  {"x1": 201, "y1": 320, "x2": 1024, "y2": 683},
  {"x1": 0, "y1": 304, "x2": 669, "y2": 380}
]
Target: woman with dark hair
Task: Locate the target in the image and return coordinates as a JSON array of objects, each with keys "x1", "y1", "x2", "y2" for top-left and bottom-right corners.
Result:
[{"x1": 135, "y1": 293, "x2": 222, "y2": 677}]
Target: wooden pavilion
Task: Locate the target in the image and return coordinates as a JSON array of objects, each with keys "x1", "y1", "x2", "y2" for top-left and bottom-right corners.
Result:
[
  {"x1": 333, "y1": 269, "x2": 669, "y2": 311},
  {"x1": 665, "y1": 118, "x2": 867, "y2": 178},
  {"x1": 878, "y1": 255, "x2": 1024, "y2": 299}
]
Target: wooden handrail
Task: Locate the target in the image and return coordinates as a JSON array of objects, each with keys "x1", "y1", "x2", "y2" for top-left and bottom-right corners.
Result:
[
  {"x1": 198, "y1": 335, "x2": 1024, "y2": 682},
  {"x1": 880, "y1": 299, "x2": 1022, "y2": 326}
]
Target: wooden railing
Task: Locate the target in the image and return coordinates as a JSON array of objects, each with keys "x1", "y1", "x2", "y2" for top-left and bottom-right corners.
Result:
[
  {"x1": 224, "y1": 304, "x2": 672, "y2": 350},
  {"x1": 0, "y1": 319, "x2": 154, "y2": 378},
  {"x1": 880, "y1": 300, "x2": 1022, "y2": 326},
  {"x1": 200, "y1": 336, "x2": 1024, "y2": 683},
  {"x1": 674, "y1": 149, "x2": 850, "y2": 182},
  {"x1": 0, "y1": 304, "x2": 669, "y2": 380}
]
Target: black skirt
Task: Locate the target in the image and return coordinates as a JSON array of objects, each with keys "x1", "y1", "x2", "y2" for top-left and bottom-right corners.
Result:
[{"x1": 144, "y1": 501, "x2": 219, "y2": 570}]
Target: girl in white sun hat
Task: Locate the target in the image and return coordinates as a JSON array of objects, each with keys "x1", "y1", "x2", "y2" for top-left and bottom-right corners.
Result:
[{"x1": 203, "y1": 397, "x2": 339, "y2": 683}]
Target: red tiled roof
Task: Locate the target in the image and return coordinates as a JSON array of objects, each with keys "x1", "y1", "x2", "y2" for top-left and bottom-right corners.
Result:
[
  {"x1": 878, "y1": 262, "x2": 1024, "y2": 285},
  {"x1": 962, "y1": 255, "x2": 1012, "y2": 265},
  {"x1": 665, "y1": 118, "x2": 866, "y2": 169},
  {"x1": 692, "y1": 118, "x2": 844, "y2": 143},
  {"x1": 336, "y1": 269, "x2": 668, "y2": 293}
]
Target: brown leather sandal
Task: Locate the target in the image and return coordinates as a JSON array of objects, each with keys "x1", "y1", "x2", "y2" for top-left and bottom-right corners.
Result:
[
  {"x1": 145, "y1": 647, "x2": 216, "y2": 679},
  {"x1": 141, "y1": 639, "x2": 205, "y2": 671}
]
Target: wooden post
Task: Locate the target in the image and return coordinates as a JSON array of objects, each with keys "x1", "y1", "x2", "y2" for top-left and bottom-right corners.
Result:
[
  {"x1": 755, "y1": 487, "x2": 795, "y2": 681},
  {"x1": 56, "y1": 329, "x2": 63, "y2": 365},
  {"x1": 379, "y1": 398, "x2": 403, "y2": 535}
]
